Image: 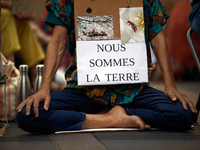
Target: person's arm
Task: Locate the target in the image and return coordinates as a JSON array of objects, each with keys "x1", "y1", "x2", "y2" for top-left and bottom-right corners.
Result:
[
  {"x1": 151, "y1": 30, "x2": 197, "y2": 113},
  {"x1": 17, "y1": 25, "x2": 68, "y2": 117}
]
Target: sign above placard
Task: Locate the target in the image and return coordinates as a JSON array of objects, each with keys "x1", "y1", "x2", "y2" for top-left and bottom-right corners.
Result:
[{"x1": 74, "y1": 0, "x2": 143, "y2": 40}]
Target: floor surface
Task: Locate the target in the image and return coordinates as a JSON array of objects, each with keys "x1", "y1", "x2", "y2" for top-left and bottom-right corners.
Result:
[{"x1": 0, "y1": 82, "x2": 200, "y2": 150}]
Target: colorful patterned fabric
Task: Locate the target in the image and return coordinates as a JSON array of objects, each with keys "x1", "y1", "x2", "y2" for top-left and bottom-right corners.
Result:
[{"x1": 46, "y1": 0, "x2": 169, "y2": 105}]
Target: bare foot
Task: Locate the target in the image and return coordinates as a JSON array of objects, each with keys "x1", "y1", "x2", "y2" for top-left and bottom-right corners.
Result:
[
  {"x1": 107, "y1": 106, "x2": 150, "y2": 130},
  {"x1": 82, "y1": 105, "x2": 150, "y2": 130}
]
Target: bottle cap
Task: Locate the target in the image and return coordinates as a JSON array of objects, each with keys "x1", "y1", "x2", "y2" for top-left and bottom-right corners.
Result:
[
  {"x1": 36, "y1": 64, "x2": 44, "y2": 72},
  {"x1": 19, "y1": 65, "x2": 29, "y2": 72}
]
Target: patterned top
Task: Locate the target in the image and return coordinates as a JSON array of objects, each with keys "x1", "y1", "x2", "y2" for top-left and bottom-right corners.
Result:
[
  {"x1": 190, "y1": 0, "x2": 200, "y2": 7},
  {"x1": 45, "y1": 0, "x2": 169, "y2": 105}
]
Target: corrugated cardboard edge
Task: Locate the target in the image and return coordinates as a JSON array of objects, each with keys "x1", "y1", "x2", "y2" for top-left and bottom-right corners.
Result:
[{"x1": 55, "y1": 128, "x2": 160, "y2": 134}]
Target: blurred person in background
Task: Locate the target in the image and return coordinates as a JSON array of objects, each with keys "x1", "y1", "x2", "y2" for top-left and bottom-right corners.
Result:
[
  {"x1": 0, "y1": 0, "x2": 45, "y2": 86},
  {"x1": 189, "y1": 0, "x2": 200, "y2": 36}
]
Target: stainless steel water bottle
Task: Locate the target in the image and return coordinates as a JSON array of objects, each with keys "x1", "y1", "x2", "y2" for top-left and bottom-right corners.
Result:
[
  {"x1": 17, "y1": 65, "x2": 32, "y2": 105},
  {"x1": 33, "y1": 64, "x2": 44, "y2": 94}
]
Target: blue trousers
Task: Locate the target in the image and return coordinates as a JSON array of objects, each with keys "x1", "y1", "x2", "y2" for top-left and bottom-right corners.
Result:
[
  {"x1": 189, "y1": 1, "x2": 200, "y2": 36},
  {"x1": 17, "y1": 86, "x2": 196, "y2": 133}
]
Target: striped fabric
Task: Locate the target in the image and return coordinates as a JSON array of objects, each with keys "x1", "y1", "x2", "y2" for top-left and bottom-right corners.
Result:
[{"x1": 0, "y1": 54, "x2": 20, "y2": 121}]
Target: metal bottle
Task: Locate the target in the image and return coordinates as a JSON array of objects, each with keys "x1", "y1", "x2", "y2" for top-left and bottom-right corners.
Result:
[
  {"x1": 17, "y1": 65, "x2": 32, "y2": 105},
  {"x1": 33, "y1": 64, "x2": 44, "y2": 94}
]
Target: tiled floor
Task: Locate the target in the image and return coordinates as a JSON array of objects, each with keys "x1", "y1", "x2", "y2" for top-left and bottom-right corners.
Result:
[{"x1": 1, "y1": 82, "x2": 200, "y2": 150}]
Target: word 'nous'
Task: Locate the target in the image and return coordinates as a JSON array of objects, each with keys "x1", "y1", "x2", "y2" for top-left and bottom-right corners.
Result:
[{"x1": 97, "y1": 44, "x2": 126, "y2": 52}]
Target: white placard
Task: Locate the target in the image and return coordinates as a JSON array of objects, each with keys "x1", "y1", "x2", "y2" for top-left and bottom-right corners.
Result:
[{"x1": 76, "y1": 40, "x2": 148, "y2": 86}]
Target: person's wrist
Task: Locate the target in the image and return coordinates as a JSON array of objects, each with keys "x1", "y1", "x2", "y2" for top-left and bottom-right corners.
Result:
[
  {"x1": 163, "y1": 75, "x2": 176, "y2": 89},
  {"x1": 164, "y1": 83, "x2": 177, "y2": 91},
  {"x1": 38, "y1": 84, "x2": 51, "y2": 93}
]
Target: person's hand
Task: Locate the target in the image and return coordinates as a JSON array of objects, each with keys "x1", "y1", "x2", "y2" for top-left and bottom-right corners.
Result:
[
  {"x1": 16, "y1": 10, "x2": 35, "y2": 20},
  {"x1": 165, "y1": 86, "x2": 197, "y2": 114},
  {"x1": 16, "y1": 88, "x2": 51, "y2": 118}
]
